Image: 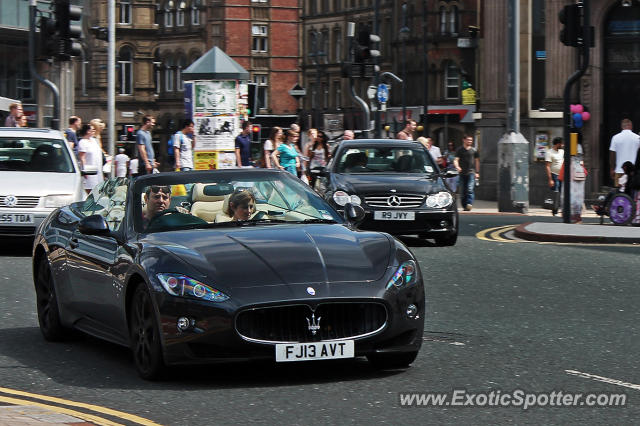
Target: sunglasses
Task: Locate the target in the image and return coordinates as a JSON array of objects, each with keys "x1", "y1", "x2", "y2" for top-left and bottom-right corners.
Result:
[{"x1": 147, "y1": 185, "x2": 172, "y2": 195}]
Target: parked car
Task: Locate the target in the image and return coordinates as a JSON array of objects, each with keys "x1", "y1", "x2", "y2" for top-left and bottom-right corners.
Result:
[
  {"x1": 0, "y1": 128, "x2": 90, "y2": 236},
  {"x1": 314, "y1": 139, "x2": 459, "y2": 246},
  {"x1": 32, "y1": 170, "x2": 425, "y2": 379}
]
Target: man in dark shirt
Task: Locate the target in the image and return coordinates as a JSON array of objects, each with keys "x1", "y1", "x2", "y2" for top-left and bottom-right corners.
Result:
[
  {"x1": 64, "y1": 116, "x2": 81, "y2": 156},
  {"x1": 235, "y1": 121, "x2": 253, "y2": 167},
  {"x1": 453, "y1": 134, "x2": 480, "y2": 211}
]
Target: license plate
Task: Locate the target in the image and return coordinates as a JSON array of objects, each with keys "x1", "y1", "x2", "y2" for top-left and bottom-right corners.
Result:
[
  {"x1": 374, "y1": 211, "x2": 415, "y2": 221},
  {"x1": 0, "y1": 213, "x2": 34, "y2": 224},
  {"x1": 275, "y1": 340, "x2": 354, "y2": 362}
]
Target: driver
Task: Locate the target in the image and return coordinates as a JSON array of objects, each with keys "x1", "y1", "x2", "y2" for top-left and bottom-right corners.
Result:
[{"x1": 142, "y1": 185, "x2": 172, "y2": 227}]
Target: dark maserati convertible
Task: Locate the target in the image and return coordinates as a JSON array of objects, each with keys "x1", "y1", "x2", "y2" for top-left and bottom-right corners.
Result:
[
  {"x1": 315, "y1": 139, "x2": 458, "y2": 246},
  {"x1": 32, "y1": 170, "x2": 424, "y2": 379}
]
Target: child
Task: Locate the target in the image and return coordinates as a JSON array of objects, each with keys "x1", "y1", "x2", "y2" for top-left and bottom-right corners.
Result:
[{"x1": 619, "y1": 161, "x2": 634, "y2": 195}]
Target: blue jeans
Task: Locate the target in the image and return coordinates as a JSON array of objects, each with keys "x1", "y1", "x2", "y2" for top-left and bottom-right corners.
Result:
[
  {"x1": 460, "y1": 173, "x2": 475, "y2": 207},
  {"x1": 551, "y1": 173, "x2": 560, "y2": 192}
]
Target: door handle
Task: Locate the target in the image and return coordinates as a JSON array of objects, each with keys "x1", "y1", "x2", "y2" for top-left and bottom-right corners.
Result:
[{"x1": 69, "y1": 237, "x2": 79, "y2": 249}]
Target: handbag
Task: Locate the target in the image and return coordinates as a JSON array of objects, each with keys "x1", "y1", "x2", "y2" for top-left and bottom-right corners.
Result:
[{"x1": 542, "y1": 190, "x2": 560, "y2": 210}]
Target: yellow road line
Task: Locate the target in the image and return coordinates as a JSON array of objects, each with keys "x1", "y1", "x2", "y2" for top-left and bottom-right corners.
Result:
[
  {"x1": 0, "y1": 395, "x2": 122, "y2": 426},
  {"x1": 476, "y1": 225, "x2": 518, "y2": 242},
  {"x1": 0, "y1": 387, "x2": 163, "y2": 426}
]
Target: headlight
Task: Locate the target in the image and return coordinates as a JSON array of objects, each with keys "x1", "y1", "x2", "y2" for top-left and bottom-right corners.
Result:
[
  {"x1": 333, "y1": 191, "x2": 351, "y2": 206},
  {"x1": 157, "y1": 273, "x2": 229, "y2": 302},
  {"x1": 350, "y1": 195, "x2": 361, "y2": 205},
  {"x1": 44, "y1": 194, "x2": 75, "y2": 208},
  {"x1": 386, "y1": 260, "x2": 417, "y2": 289},
  {"x1": 425, "y1": 191, "x2": 453, "y2": 208}
]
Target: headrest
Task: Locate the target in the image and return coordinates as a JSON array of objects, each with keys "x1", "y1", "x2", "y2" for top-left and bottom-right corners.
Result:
[{"x1": 192, "y1": 183, "x2": 233, "y2": 202}]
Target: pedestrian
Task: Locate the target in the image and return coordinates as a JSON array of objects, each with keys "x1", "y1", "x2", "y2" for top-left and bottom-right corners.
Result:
[
  {"x1": 307, "y1": 130, "x2": 330, "y2": 188},
  {"x1": 609, "y1": 118, "x2": 640, "y2": 187},
  {"x1": 114, "y1": 147, "x2": 130, "y2": 178},
  {"x1": 453, "y1": 134, "x2": 480, "y2": 211},
  {"x1": 129, "y1": 157, "x2": 139, "y2": 179},
  {"x1": 17, "y1": 115, "x2": 28, "y2": 127},
  {"x1": 235, "y1": 121, "x2": 253, "y2": 167},
  {"x1": 262, "y1": 126, "x2": 283, "y2": 168},
  {"x1": 64, "y1": 116, "x2": 82, "y2": 156},
  {"x1": 396, "y1": 119, "x2": 416, "y2": 140},
  {"x1": 90, "y1": 118, "x2": 109, "y2": 176},
  {"x1": 569, "y1": 142, "x2": 587, "y2": 223},
  {"x1": 418, "y1": 136, "x2": 443, "y2": 167},
  {"x1": 137, "y1": 115, "x2": 157, "y2": 175},
  {"x1": 174, "y1": 119, "x2": 196, "y2": 171},
  {"x1": 443, "y1": 141, "x2": 458, "y2": 192},
  {"x1": 290, "y1": 123, "x2": 301, "y2": 134},
  {"x1": 4, "y1": 103, "x2": 20, "y2": 127},
  {"x1": 298, "y1": 128, "x2": 316, "y2": 184},
  {"x1": 330, "y1": 129, "x2": 354, "y2": 156},
  {"x1": 271, "y1": 129, "x2": 300, "y2": 176},
  {"x1": 77, "y1": 124, "x2": 104, "y2": 194},
  {"x1": 545, "y1": 137, "x2": 564, "y2": 216}
]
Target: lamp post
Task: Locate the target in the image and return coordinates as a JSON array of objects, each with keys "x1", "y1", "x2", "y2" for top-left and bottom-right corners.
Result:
[
  {"x1": 400, "y1": 3, "x2": 410, "y2": 126},
  {"x1": 422, "y1": 0, "x2": 429, "y2": 136}
]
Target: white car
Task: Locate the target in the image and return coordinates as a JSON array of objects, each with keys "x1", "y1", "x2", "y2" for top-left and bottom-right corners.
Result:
[{"x1": 0, "y1": 128, "x2": 90, "y2": 236}]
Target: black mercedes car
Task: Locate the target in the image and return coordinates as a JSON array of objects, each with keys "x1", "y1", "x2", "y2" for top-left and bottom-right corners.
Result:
[
  {"x1": 315, "y1": 139, "x2": 459, "y2": 246},
  {"x1": 32, "y1": 170, "x2": 424, "y2": 379}
]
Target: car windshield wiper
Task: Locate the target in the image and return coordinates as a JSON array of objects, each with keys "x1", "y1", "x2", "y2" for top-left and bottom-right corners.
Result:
[{"x1": 298, "y1": 218, "x2": 338, "y2": 224}]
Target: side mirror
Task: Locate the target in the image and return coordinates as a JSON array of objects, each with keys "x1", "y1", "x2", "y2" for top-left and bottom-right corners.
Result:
[
  {"x1": 344, "y1": 202, "x2": 365, "y2": 227},
  {"x1": 443, "y1": 169, "x2": 459, "y2": 178},
  {"x1": 311, "y1": 166, "x2": 327, "y2": 177},
  {"x1": 81, "y1": 165, "x2": 98, "y2": 176},
  {"x1": 78, "y1": 214, "x2": 110, "y2": 236}
]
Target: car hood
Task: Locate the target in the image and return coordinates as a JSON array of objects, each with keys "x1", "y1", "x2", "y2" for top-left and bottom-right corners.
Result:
[
  {"x1": 0, "y1": 171, "x2": 80, "y2": 197},
  {"x1": 332, "y1": 173, "x2": 444, "y2": 194},
  {"x1": 143, "y1": 224, "x2": 393, "y2": 288}
]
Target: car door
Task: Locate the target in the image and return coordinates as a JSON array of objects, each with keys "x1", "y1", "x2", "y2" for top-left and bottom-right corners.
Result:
[{"x1": 65, "y1": 179, "x2": 128, "y2": 336}]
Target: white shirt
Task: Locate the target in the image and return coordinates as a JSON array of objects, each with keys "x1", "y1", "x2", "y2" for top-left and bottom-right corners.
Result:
[
  {"x1": 545, "y1": 148, "x2": 564, "y2": 175},
  {"x1": 114, "y1": 153, "x2": 129, "y2": 177},
  {"x1": 609, "y1": 129, "x2": 640, "y2": 173},
  {"x1": 129, "y1": 158, "x2": 139, "y2": 175},
  {"x1": 428, "y1": 145, "x2": 442, "y2": 163},
  {"x1": 174, "y1": 132, "x2": 194, "y2": 169},
  {"x1": 78, "y1": 138, "x2": 104, "y2": 190}
]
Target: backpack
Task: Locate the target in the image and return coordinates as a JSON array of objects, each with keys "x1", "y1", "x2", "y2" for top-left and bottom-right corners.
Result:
[{"x1": 168, "y1": 133, "x2": 178, "y2": 157}]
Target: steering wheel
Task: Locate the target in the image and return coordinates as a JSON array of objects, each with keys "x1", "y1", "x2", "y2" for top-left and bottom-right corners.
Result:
[
  {"x1": 251, "y1": 210, "x2": 267, "y2": 220},
  {"x1": 145, "y1": 208, "x2": 181, "y2": 229}
]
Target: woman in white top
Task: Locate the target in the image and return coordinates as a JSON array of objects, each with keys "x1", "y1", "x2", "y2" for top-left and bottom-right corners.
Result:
[
  {"x1": 307, "y1": 130, "x2": 330, "y2": 188},
  {"x1": 77, "y1": 124, "x2": 104, "y2": 193},
  {"x1": 262, "y1": 126, "x2": 283, "y2": 168}
]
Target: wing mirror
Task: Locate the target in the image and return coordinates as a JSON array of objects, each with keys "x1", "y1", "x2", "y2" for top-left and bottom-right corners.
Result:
[
  {"x1": 81, "y1": 165, "x2": 98, "y2": 176},
  {"x1": 310, "y1": 166, "x2": 327, "y2": 177},
  {"x1": 344, "y1": 202, "x2": 365, "y2": 227},
  {"x1": 443, "y1": 169, "x2": 459, "y2": 178},
  {"x1": 78, "y1": 214, "x2": 110, "y2": 235}
]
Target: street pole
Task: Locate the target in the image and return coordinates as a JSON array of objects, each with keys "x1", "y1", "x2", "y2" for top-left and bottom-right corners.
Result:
[
  {"x1": 400, "y1": 3, "x2": 409, "y2": 126},
  {"x1": 108, "y1": 0, "x2": 116, "y2": 177},
  {"x1": 373, "y1": 0, "x2": 381, "y2": 138},
  {"x1": 29, "y1": 0, "x2": 60, "y2": 130},
  {"x1": 422, "y1": 0, "x2": 429, "y2": 136}
]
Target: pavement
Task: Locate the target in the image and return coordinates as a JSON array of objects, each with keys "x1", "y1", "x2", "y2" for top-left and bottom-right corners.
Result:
[{"x1": 461, "y1": 199, "x2": 640, "y2": 244}]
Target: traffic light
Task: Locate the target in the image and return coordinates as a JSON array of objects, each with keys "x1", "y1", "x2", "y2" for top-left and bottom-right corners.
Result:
[
  {"x1": 251, "y1": 124, "x2": 261, "y2": 143},
  {"x1": 354, "y1": 25, "x2": 381, "y2": 63},
  {"x1": 247, "y1": 83, "x2": 257, "y2": 118},
  {"x1": 54, "y1": 0, "x2": 83, "y2": 60},
  {"x1": 559, "y1": 4, "x2": 581, "y2": 47},
  {"x1": 124, "y1": 125, "x2": 135, "y2": 141},
  {"x1": 38, "y1": 16, "x2": 59, "y2": 59}
]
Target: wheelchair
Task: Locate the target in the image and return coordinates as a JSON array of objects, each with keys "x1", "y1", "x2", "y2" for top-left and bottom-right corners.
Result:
[{"x1": 592, "y1": 190, "x2": 636, "y2": 225}]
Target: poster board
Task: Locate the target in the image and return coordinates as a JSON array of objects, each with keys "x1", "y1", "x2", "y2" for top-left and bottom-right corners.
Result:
[{"x1": 535, "y1": 132, "x2": 549, "y2": 162}]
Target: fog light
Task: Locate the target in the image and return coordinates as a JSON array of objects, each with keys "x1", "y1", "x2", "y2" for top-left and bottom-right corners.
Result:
[
  {"x1": 440, "y1": 220, "x2": 449, "y2": 228},
  {"x1": 406, "y1": 304, "x2": 418, "y2": 319},
  {"x1": 177, "y1": 316, "x2": 191, "y2": 331}
]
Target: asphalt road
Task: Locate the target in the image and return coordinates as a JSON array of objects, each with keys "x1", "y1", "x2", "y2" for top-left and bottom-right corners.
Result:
[{"x1": 0, "y1": 214, "x2": 638, "y2": 425}]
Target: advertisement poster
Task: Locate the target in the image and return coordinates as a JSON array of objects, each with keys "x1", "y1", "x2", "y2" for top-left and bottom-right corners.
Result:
[
  {"x1": 194, "y1": 151, "x2": 218, "y2": 170},
  {"x1": 194, "y1": 116, "x2": 237, "y2": 150},
  {"x1": 194, "y1": 81, "x2": 237, "y2": 114},
  {"x1": 535, "y1": 132, "x2": 549, "y2": 161},
  {"x1": 216, "y1": 151, "x2": 236, "y2": 169}
]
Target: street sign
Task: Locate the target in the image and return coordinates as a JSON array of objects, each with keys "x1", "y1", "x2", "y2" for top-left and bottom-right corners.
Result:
[
  {"x1": 377, "y1": 84, "x2": 389, "y2": 103},
  {"x1": 288, "y1": 84, "x2": 307, "y2": 98}
]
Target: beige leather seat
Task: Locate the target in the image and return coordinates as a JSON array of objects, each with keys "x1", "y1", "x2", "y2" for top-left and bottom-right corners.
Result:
[
  {"x1": 214, "y1": 195, "x2": 233, "y2": 223},
  {"x1": 190, "y1": 183, "x2": 227, "y2": 222}
]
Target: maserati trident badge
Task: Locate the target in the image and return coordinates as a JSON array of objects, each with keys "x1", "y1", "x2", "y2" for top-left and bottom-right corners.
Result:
[
  {"x1": 306, "y1": 313, "x2": 321, "y2": 335},
  {"x1": 306, "y1": 286, "x2": 315, "y2": 295}
]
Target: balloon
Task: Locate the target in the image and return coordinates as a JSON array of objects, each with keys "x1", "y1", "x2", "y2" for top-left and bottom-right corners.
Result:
[
  {"x1": 573, "y1": 113, "x2": 582, "y2": 122},
  {"x1": 581, "y1": 111, "x2": 591, "y2": 121},
  {"x1": 574, "y1": 116, "x2": 583, "y2": 128},
  {"x1": 570, "y1": 104, "x2": 578, "y2": 114},
  {"x1": 575, "y1": 104, "x2": 584, "y2": 114}
]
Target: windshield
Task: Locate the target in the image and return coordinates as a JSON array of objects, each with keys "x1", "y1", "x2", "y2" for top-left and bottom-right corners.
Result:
[
  {"x1": 335, "y1": 146, "x2": 436, "y2": 174},
  {"x1": 136, "y1": 171, "x2": 344, "y2": 233},
  {"x1": 0, "y1": 137, "x2": 74, "y2": 173}
]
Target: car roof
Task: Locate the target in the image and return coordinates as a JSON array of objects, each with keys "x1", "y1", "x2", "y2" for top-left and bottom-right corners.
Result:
[
  {"x1": 338, "y1": 139, "x2": 425, "y2": 149},
  {"x1": 0, "y1": 127, "x2": 66, "y2": 140}
]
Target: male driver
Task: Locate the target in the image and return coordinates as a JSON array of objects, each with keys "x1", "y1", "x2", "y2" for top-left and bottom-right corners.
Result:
[
  {"x1": 137, "y1": 115, "x2": 157, "y2": 175},
  {"x1": 454, "y1": 134, "x2": 480, "y2": 211},
  {"x1": 142, "y1": 185, "x2": 171, "y2": 227},
  {"x1": 64, "y1": 116, "x2": 82, "y2": 155},
  {"x1": 235, "y1": 121, "x2": 252, "y2": 167},
  {"x1": 396, "y1": 119, "x2": 416, "y2": 140},
  {"x1": 609, "y1": 118, "x2": 640, "y2": 186},
  {"x1": 174, "y1": 119, "x2": 196, "y2": 171}
]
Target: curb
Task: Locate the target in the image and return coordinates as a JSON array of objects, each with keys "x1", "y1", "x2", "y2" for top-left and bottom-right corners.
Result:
[{"x1": 514, "y1": 222, "x2": 640, "y2": 244}]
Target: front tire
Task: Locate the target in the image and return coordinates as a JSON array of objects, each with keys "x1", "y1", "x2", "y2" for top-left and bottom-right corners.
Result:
[
  {"x1": 434, "y1": 232, "x2": 458, "y2": 246},
  {"x1": 129, "y1": 285, "x2": 165, "y2": 380},
  {"x1": 367, "y1": 351, "x2": 419, "y2": 369},
  {"x1": 34, "y1": 256, "x2": 67, "y2": 341}
]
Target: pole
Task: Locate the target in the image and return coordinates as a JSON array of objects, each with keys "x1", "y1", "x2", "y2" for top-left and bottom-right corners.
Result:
[
  {"x1": 400, "y1": 3, "x2": 409, "y2": 126},
  {"x1": 107, "y1": 0, "x2": 116, "y2": 177},
  {"x1": 422, "y1": 0, "x2": 429, "y2": 136},
  {"x1": 373, "y1": 0, "x2": 381, "y2": 138},
  {"x1": 29, "y1": 0, "x2": 60, "y2": 130},
  {"x1": 507, "y1": 0, "x2": 519, "y2": 133},
  {"x1": 562, "y1": 0, "x2": 590, "y2": 223}
]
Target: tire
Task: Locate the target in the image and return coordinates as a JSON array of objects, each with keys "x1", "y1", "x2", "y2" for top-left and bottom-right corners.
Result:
[
  {"x1": 434, "y1": 231, "x2": 458, "y2": 246},
  {"x1": 34, "y1": 256, "x2": 67, "y2": 341},
  {"x1": 609, "y1": 193, "x2": 634, "y2": 226},
  {"x1": 129, "y1": 285, "x2": 165, "y2": 380},
  {"x1": 367, "y1": 351, "x2": 419, "y2": 369}
]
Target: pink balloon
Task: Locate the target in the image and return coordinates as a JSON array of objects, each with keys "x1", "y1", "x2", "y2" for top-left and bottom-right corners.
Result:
[
  {"x1": 581, "y1": 111, "x2": 591, "y2": 121},
  {"x1": 570, "y1": 104, "x2": 578, "y2": 114},
  {"x1": 574, "y1": 104, "x2": 584, "y2": 113}
]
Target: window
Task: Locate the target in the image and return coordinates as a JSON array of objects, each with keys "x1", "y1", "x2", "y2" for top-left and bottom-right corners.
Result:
[
  {"x1": 321, "y1": 0, "x2": 329, "y2": 13},
  {"x1": 334, "y1": 0, "x2": 341, "y2": 12},
  {"x1": 177, "y1": 55, "x2": 186, "y2": 91},
  {"x1": 165, "y1": 4, "x2": 174, "y2": 27},
  {"x1": 118, "y1": 47, "x2": 133, "y2": 95},
  {"x1": 322, "y1": 29, "x2": 329, "y2": 64},
  {"x1": 153, "y1": 51, "x2": 162, "y2": 95},
  {"x1": 439, "y1": 6, "x2": 447, "y2": 35},
  {"x1": 308, "y1": 30, "x2": 317, "y2": 64},
  {"x1": 119, "y1": 0, "x2": 131, "y2": 24},
  {"x1": 252, "y1": 25, "x2": 268, "y2": 52},
  {"x1": 191, "y1": 4, "x2": 200, "y2": 25},
  {"x1": 333, "y1": 28, "x2": 342, "y2": 63},
  {"x1": 165, "y1": 56, "x2": 175, "y2": 92},
  {"x1": 253, "y1": 74, "x2": 268, "y2": 111},
  {"x1": 176, "y1": 6, "x2": 185, "y2": 27},
  {"x1": 81, "y1": 179, "x2": 129, "y2": 232},
  {"x1": 16, "y1": 67, "x2": 32, "y2": 100},
  {"x1": 322, "y1": 83, "x2": 329, "y2": 109},
  {"x1": 449, "y1": 6, "x2": 459, "y2": 35},
  {"x1": 445, "y1": 62, "x2": 460, "y2": 100},
  {"x1": 334, "y1": 80, "x2": 341, "y2": 110}
]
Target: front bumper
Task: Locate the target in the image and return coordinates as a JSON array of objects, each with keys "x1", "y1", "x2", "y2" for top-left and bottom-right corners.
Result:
[{"x1": 0, "y1": 209, "x2": 53, "y2": 236}]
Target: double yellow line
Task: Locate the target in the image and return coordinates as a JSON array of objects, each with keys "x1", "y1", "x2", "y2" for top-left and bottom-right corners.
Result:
[
  {"x1": 0, "y1": 387, "x2": 162, "y2": 426},
  {"x1": 475, "y1": 225, "x2": 519, "y2": 243}
]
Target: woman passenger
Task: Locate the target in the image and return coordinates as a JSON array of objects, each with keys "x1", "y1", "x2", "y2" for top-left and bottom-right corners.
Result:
[{"x1": 225, "y1": 190, "x2": 256, "y2": 221}]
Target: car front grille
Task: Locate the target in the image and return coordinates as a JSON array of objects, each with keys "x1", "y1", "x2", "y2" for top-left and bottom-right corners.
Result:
[
  {"x1": 364, "y1": 194, "x2": 424, "y2": 208},
  {"x1": 0, "y1": 196, "x2": 40, "y2": 208},
  {"x1": 0, "y1": 226, "x2": 36, "y2": 235},
  {"x1": 235, "y1": 302, "x2": 387, "y2": 343}
]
